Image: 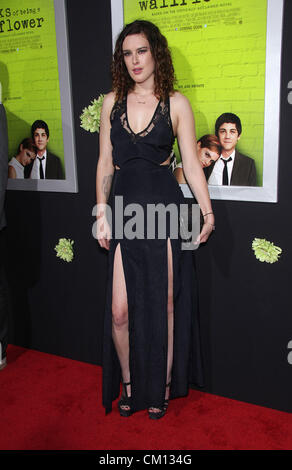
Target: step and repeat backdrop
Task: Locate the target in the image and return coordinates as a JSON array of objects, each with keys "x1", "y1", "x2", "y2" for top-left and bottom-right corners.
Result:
[{"x1": 4, "y1": 0, "x2": 292, "y2": 415}]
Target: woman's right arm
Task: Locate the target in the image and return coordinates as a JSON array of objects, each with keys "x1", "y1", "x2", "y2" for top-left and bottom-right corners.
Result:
[{"x1": 96, "y1": 92, "x2": 115, "y2": 250}]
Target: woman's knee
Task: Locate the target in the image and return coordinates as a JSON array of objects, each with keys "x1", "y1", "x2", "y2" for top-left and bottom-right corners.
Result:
[{"x1": 112, "y1": 305, "x2": 128, "y2": 328}]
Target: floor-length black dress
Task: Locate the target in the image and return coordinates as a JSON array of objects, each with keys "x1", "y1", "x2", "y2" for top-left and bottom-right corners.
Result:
[{"x1": 102, "y1": 94, "x2": 204, "y2": 414}]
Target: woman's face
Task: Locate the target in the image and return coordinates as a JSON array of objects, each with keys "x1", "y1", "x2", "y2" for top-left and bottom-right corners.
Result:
[
  {"x1": 19, "y1": 146, "x2": 36, "y2": 166},
  {"x1": 122, "y1": 33, "x2": 155, "y2": 85},
  {"x1": 197, "y1": 143, "x2": 220, "y2": 168}
]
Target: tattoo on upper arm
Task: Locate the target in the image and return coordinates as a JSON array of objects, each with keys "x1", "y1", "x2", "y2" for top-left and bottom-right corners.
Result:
[{"x1": 102, "y1": 174, "x2": 113, "y2": 199}]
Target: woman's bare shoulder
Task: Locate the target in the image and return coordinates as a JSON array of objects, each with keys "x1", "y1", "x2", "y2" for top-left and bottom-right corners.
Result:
[
  {"x1": 100, "y1": 92, "x2": 117, "y2": 123},
  {"x1": 103, "y1": 91, "x2": 116, "y2": 109},
  {"x1": 170, "y1": 91, "x2": 192, "y2": 111}
]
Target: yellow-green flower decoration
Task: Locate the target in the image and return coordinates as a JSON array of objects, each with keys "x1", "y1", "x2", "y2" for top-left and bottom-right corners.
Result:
[
  {"x1": 80, "y1": 94, "x2": 105, "y2": 133},
  {"x1": 252, "y1": 238, "x2": 282, "y2": 264},
  {"x1": 55, "y1": 238, "x2": 74, "y2": 263}
]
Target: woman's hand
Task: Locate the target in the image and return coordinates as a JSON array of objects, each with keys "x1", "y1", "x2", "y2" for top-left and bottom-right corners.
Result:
[
  {"x1": 195, "y1": 213, "x2": 215, "y2": 245},
  {"x1": 97, "y1": 215, "x2": 112, "y2": 251}
]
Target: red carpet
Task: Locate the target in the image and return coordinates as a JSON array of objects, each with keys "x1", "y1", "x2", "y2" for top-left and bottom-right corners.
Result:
[{"x1": 0, "y1": 344, "x2": 291, "y2": 450}]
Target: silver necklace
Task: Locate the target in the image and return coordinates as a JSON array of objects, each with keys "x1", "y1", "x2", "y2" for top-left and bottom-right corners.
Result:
[{"x1": 133, "y1": 91, "x2": 153, "y2": 104}]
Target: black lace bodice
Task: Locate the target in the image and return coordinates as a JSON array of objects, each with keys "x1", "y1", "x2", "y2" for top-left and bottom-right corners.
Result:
[{"x1": 110, "y1": 94, "x2": 175, "y2": 168}]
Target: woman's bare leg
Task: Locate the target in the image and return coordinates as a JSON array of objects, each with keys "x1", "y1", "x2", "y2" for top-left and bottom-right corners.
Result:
[{"x1": 112, "y1": 243, "x2": 131, "y2": 405}]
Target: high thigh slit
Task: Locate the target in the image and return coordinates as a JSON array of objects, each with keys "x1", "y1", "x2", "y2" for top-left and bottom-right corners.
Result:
[
  {"x1": 102, "y1": 95, "x2": 204, "y2": 414},
  {"x1": 111, "y1": 243, "x2": 130, "y2": 386}
]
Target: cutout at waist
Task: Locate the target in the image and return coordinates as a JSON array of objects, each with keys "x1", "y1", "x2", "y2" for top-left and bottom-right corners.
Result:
[{"x1": 115, "y1": 156, "x2": 171, "y2": 171}]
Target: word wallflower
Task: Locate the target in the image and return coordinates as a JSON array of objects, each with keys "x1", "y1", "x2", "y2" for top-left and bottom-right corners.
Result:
[
  {"x1": 55, "y1": 238, "x2": 74, "y2": 263},
  {"x1": 252, "y1": 238, "x2": 282, "y2": 264}
]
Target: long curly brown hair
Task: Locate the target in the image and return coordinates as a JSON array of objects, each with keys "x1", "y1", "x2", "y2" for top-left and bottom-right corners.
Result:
[{"x1": 111, "y1": 20, "x2": 175, "y2": 102}]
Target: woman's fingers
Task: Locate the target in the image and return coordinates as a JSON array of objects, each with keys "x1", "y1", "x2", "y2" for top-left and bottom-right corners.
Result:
[
  {"x1": 97, "y1": 217, "x2": 111, "y2": 250},
  {"x1": 104, "y1": 238, "x2": 110, "y2": 250},
  {"x1": 195, "y1": 223, "x2": 214, "y2": 245},
  {"x1": 98, "y1": 237, "x2": 110, "y2": 250}
]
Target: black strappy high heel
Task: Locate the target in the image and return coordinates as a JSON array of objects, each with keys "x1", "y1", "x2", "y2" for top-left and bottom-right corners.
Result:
[
  {"x1": 148, "y1": 382, "x2": 171, "y2": 420},
  {"x1": 118, "y1": 382, "x2": 132, "y2": 417}
]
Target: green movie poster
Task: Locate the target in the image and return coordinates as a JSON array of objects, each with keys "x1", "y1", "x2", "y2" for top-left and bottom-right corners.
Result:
[
  {"x1": 124, "y1": 0, "x2": 267, "y2": 186},
  {"x1": 0, "y1": 0, "x2": 64, "y2": 169}
]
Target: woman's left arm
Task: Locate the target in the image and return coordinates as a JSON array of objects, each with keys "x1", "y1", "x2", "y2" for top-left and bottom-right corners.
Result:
[{"x1": 173, "y1": 93, "x2": 214, "y2": 243}]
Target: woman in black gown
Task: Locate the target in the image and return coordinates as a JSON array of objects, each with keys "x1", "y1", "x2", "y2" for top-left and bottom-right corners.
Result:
[{"x1": 96, "y1": 20, "x2": 214, "y2": 419}]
